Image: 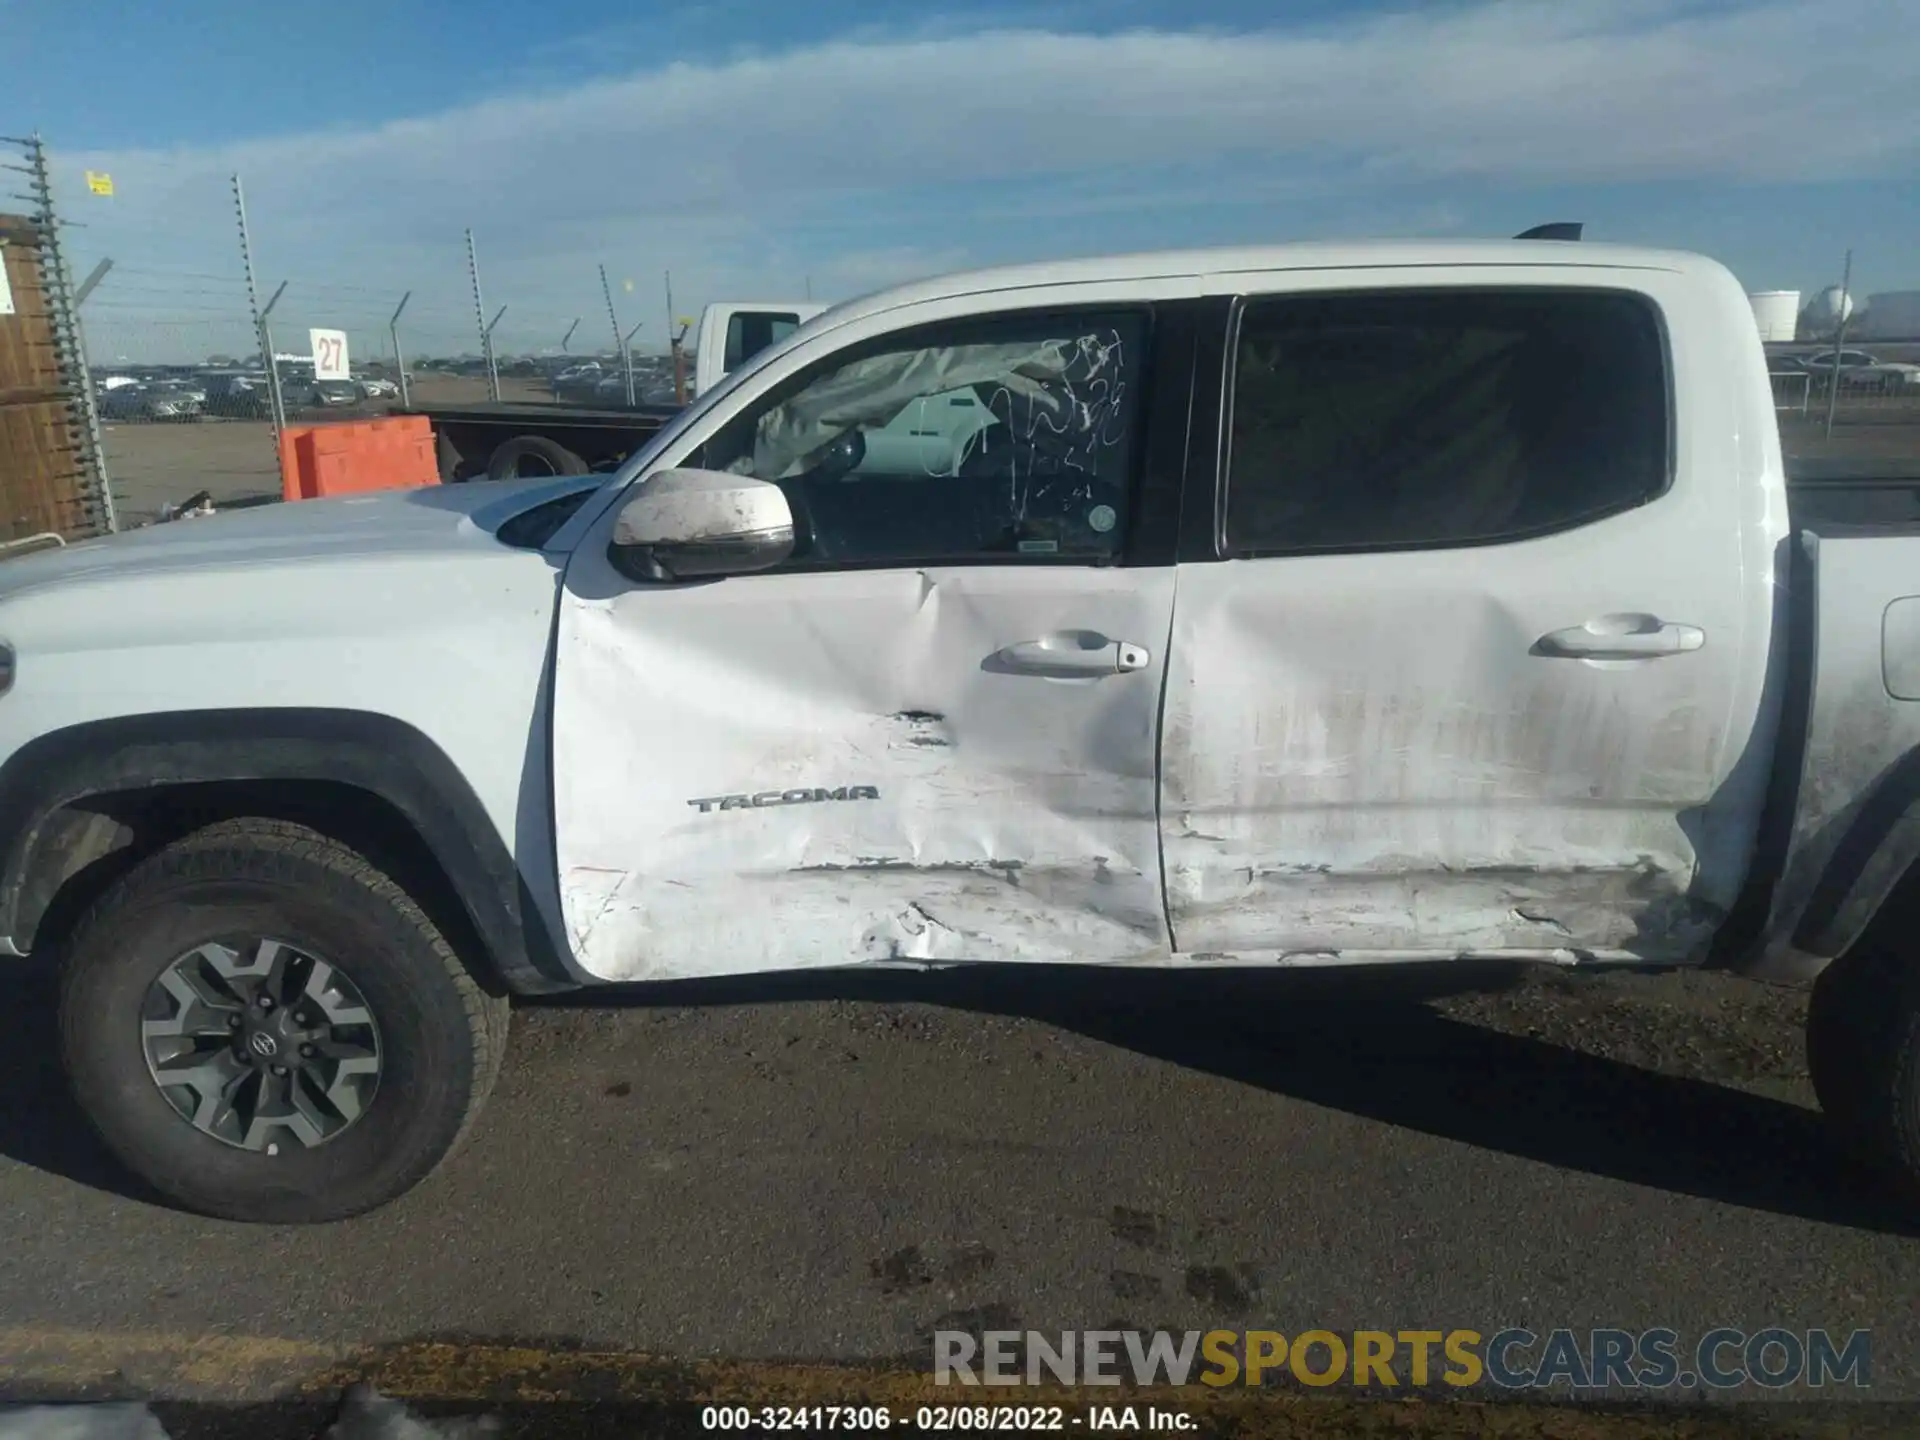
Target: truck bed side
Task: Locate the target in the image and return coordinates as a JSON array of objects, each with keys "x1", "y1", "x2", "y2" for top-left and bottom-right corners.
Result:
[{"x1": 1745, "y1": 522, "x2": 1920, "y2": 979}]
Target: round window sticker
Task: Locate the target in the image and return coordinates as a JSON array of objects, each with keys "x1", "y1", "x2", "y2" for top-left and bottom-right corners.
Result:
[{"x1": 1088, "y1": 503, "x2": 1118, "y2": 534}]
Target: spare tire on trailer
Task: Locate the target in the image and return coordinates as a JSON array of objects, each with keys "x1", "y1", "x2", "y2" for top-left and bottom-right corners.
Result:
[{"x1": 485, "y1": 435, "x2": 589, "y2": 480}]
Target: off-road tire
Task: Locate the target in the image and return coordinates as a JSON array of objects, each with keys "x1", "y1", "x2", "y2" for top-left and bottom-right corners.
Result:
[
  {"x1": 485, "y1": 434, "x2": 588, "y2": 480},
  {"x1": 1806, "y1": 940, "x2": 1920, "y2": 1192},
  {"x1": 59, "y1": 818, "x2": 509, "y2": 1223}
]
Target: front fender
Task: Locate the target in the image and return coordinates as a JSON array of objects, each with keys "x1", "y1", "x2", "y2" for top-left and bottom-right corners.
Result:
[{"x1": 0, "y1": 708, "x2": 584, "y2": 993}]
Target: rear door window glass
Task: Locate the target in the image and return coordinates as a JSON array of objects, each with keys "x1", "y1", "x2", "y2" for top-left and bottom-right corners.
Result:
[{"x1": 1224, "y1": 288, "x2": 1669, "y2": 554}]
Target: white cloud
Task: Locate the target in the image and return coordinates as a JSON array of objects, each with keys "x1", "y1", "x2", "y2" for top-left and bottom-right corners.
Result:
[{"x1": 53, "y1": 0, "x2": 1920, "y2": 359}]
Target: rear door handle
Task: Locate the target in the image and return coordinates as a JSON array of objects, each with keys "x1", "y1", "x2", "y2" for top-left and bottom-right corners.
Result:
[
  {"x1": 991, "y1": 631, "x2": 1151, "y2": 677},
  {"x1": 1536, "y1": 615, "x2": 1705, "y2": 660}
]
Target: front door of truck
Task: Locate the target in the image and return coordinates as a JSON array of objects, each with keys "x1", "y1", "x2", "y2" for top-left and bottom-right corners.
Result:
[
  {"x1": 1158, "y1": 270, "x2": 1779, "y2": 962},
  {"x1": 551, "y1": 286, "x2": 1197, "y2": 982}
]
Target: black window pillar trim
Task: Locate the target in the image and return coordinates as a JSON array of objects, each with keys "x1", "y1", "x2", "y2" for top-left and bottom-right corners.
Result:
[
  {"x1": 1121, "y1": 298, "x2": 1194, "y2": 568},
  {"x1": 1175, "y1": 295, "x2": 1234, "y2": 564}
]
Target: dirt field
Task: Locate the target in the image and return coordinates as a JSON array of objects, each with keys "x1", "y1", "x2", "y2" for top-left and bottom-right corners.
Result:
[
  {"x1": 101, "y1": 420, "x2": 281, "y2": 525},
  {"x1": 5, "y1": 957, "x2": 1920, "y2": 1426},
  {"x1": 97, "y1": 374, "x2": 585, "y2": 525},
  {"x1": 1781, "y1": 408, "x2": 1920, "y2": 462}
]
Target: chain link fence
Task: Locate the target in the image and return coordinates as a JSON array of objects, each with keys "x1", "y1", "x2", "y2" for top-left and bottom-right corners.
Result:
[
  {"x1": 0, "y1": 134, "x2": 113, "y2": 545},
  {"x1": 42, "y1": 145, "x2": 692, "y2": 523},
  {"x1": 1768, "y1": 340, "x2": 1920, "y2": 466},
  {"x1": 16, "y1": 134, "x2": 1918, "y2": 526}
]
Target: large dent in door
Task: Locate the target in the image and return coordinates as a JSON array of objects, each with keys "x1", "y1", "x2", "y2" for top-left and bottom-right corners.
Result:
[
  {"x1": 1160, "y1": 577, "x2": 1726, "y2": 958},
  {"x1": 552, "y1": 566, "x2": 1170, "y2": 981}
]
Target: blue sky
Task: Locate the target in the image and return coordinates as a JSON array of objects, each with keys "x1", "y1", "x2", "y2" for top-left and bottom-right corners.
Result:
[{"x1": 8, "y1": 0, "x2": 1918, "y2": 361}]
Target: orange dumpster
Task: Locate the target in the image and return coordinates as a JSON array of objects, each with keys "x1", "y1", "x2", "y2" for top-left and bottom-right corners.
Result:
[{"x1": 279, "y1": 416, "x2": 440, "y2": 502}]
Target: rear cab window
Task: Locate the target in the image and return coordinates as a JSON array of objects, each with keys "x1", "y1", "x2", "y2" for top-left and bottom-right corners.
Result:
[
  {"x1": 723, "y1": 311, "x2": 803, "y2": 375},
  {"x1": 1222, "y1": 287, "x2": 1671, "y2": 555}
]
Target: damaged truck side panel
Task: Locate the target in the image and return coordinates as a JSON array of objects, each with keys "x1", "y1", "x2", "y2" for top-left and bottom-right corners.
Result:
[
  {"x1": 550, "y1": 255, "x2": 1806, "y2": 979},
  {"x1": 547, "y1": 277, "x2": 1201, "y2": 983},
  {"x1": 20, "y1": 238, "x2": 1920, "y2": 1220},
  {"x1": 1159, "y1": 263, "x2": 1785, "y2": 966},
  {"x1": 552, "y1": 563, "x2": 1178, "y2": 981}
]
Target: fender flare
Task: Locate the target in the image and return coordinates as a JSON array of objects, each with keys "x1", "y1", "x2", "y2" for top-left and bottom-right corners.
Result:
[
  {"x1": 1788, "y1": 743, "x2": 1920, "y2": 961},
  {"x1": 0, "y1": 708, "x2": 583, "y2": 994}
]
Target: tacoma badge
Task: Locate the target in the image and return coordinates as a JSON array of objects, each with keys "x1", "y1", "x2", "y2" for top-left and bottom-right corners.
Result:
[{"x1": 687, "y1": 786, "x2": 881, "y2": 814}]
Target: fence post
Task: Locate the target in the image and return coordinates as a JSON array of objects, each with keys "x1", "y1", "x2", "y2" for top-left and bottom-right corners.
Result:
[
  {"x1": 621, "y1": 320, "x2": 644, "y2": 407},
  {"x1": 257, "y1": 280, "x2": 288, "y2": 435},
  {"x1": 599, "y1": 264, "x2": 627, "y2": 401},
  {"x1": 73, "y1": 257, "x2": 112, "y2": 306},
  {"x1": 389, "y1": 290, "x2": 412, "y2": 408},
  {"x1": 24, "y1": 134, "x2": 115, "y2": 534},
  {"x1": 483, "y1": 304, "x2": 505, "y2": 401},
  {"x1": 233, "y1": 174, "x2": 292, "y2": 444},
  {"x1": 465, "y1": 228, "x2": 501, "y2": 402},
  {"x1": 665, "y1": 271, "x2": 689, "y2": 405},
  {"x1": 1822, "y1": 248, "x2": 1853, "y2": 442}
]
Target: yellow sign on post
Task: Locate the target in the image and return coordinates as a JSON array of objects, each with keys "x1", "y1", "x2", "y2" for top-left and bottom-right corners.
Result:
[{"x1": 84, "y1": 171, "x2": 113, "y2": 196}]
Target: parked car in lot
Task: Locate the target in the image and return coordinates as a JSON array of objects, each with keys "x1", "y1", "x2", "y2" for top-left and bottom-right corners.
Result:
[
  {"x1": 285, "y1": 378, "x2": 363, "y2": 412},
  {"x1": 550, "y1": 362, "x2": 605, "y2": 399},
  {"x1": 9, "y1": 236, "x2": 1920, "y2": 1224},
  {"x1": 356, "y1": 376, "x2": 400, "y2": 400},
  {"x1": 1779, "y1": 348, "x2": 1920, "y2": 393},
  {"x1": 197, "y1": 373, "x2": 274, "y2": 419},
  {"x1": 97, "y1": 382, "x2": 202, "y2": 422}
]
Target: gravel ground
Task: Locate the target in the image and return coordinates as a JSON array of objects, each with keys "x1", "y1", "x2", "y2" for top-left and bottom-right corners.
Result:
[
  {"x1": 94, "y1": 374, "x2": 570, "y2": 525},
  {"x1": 0, "y1": 956, "x2": 1915, "y2": 1437}
]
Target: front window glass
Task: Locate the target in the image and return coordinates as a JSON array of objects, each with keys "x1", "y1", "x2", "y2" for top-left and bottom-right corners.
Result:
[{"x1": 694, "y1": 310, "x2": 1145, "y2": 567}]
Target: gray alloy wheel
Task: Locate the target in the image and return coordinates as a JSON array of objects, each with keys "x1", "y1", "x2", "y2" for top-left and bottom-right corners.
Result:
[
  {"x1": 140, "y1": 936, "x2": 382, "y2": 1152},
  {"x1": 63, "y1": 818, "x2": 508, "y2": 1222}
]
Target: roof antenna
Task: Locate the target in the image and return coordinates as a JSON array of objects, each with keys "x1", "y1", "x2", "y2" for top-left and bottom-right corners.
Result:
[{"x1": 1515, "y1": 222, "x2": 1584, "y2": 241}]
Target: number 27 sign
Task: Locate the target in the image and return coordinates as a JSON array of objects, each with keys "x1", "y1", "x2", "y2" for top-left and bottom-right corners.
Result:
[{"x1": 310, "y1": 328, "x2": 349, "y2": 381}]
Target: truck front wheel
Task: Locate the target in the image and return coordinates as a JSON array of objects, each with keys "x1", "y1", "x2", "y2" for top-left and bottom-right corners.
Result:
[
  {"x1": 1806, "y1": 941, "x2": 1920, "y2": 1193},
  {"x1": 58, "y1": 819, "x2": 509, "y2": 1223}
]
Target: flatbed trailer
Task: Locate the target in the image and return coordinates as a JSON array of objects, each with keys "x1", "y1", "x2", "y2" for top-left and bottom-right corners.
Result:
[
  {"x1": 411, "y1": 300, "x2": 825, "y2": 482},
  {"x1": 412, "y1": 400, "x2": 682, "y2": 482}
]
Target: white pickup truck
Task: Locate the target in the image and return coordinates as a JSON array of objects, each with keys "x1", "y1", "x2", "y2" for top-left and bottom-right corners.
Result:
[{"x1": 4, "y1": 237, "x2": 1918, "y2": 1223}]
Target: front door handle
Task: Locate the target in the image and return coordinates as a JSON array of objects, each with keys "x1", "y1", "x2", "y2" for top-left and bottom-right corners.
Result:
[
  {"x1": 1536, "y1": 615, "x2": 1705, "y2": 660},
  {"x1": 991, "y1": 631, "x2": 1151, "y2": 677}
]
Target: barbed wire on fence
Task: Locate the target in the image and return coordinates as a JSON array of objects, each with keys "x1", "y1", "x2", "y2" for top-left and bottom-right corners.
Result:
[{"x1": 35, "y1": 135, "x2": 1915, "y2": 523}]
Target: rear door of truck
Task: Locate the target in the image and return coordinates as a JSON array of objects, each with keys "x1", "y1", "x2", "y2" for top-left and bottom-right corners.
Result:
[{"x1": 1156, "y1": 259, "x2": 1785, "y2": 962}]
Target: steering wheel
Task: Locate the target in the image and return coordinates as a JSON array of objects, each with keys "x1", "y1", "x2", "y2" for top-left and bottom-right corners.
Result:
[{"x1": 779, "y1": 428, "x2": 866, "y2": 562}]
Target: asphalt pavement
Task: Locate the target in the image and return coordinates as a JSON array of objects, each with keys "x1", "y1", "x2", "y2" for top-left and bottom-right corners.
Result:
[{"x1": 1, "y1": 957, "x2": 1917, "y2": 1434}]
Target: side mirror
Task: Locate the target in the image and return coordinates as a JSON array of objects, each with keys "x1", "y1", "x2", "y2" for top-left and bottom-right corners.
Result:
[{"x1": 610, "y1": 468, "x2": 794, "y2": 582}]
